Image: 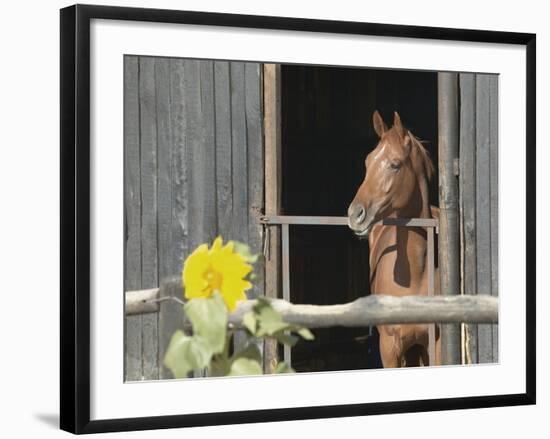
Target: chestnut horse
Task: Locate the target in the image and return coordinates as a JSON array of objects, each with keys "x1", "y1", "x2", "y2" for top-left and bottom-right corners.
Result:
[{"x1": 348, "y1": 111, "x2": 440, "y2": 367}]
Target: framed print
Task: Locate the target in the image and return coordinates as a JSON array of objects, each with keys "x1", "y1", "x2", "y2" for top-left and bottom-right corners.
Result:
[{"x1": 60, "y1": 4, "x2": 536, "y2": 434}]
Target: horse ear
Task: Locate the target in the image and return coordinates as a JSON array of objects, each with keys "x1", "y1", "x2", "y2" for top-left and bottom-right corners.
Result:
[
  {"x1": 393, "y1": 111, "x2": 405, "y2": 136},
  {"x1": 373, "y1": 110, "x2": 387, "y2": 138}
]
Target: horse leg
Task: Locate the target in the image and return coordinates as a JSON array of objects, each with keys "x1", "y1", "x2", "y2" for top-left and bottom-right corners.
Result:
[
  {"x1": 379, "y1": 332, "x2": 403, "y2": 368},
  {"x1": 434, "y1": 324, "x2": 442, "y2": 366},
  {"x1": 404, "y1": 344, "x2": 429, "y2": 367}
]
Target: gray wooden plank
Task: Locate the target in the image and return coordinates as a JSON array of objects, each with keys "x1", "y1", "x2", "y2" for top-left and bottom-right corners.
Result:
[
  {"x1": 459, "y1": 73, "x2": 478, "y2": 364},
  {"x1": 155, "y1": 57, "x2": 173, "y2": 282},
  {"x1": 263, "y1": 64, "x2": 282, "y2": 373},
  {"x1": 139, "y1": 56, "x2": 159, "y2": 379},
  {"x1": 230, "y1": 62, "x2": 250, "y2": 354},
  {"x1": 230, "y1": 62, "x2": 249, "y2": 245},
  {"x1": 214, "y1": 61, "x2": 233, "y2": 238},
  {"x1": 155, "y1": 58, "x2": 181, "y2": 379},
  {"x1": 245, "y1": 62, "x2": 264, "y2": 298},
  {"x1": 245, "y1": 63, "x2": 265, "y2": 358},
  {"x1": 199, "y1": 60, "x2": 218, "y2": 245},
  {"x1": 124, "y1": 55, "x2": 143, "y2": 381},
  {"x1": 185, "y1": 59, "x2": 217, "y2": 251},
  {"x1": 169, "y1": 58, "x2": 189, "y2": 274},
  {"x1": 475, "y1": 74, "x2": 494, "y2": 363},
  {"x1": 184, "y1": 59, "x2": 217, "y2": 376},
  {"x1": 158, "y1": 58, "x2": 188, "y2": 379},
  {"x1": 489, "y1": 74, "x2": 499, "y2": 362}
]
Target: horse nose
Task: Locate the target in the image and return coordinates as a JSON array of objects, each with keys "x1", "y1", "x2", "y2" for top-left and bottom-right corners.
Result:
[{"x1": 348, "y1": 203, "x2": 366, "y2": 226}]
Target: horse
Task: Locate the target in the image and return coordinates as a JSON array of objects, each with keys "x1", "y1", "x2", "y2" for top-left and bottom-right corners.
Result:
[{"x1": 347, "y1": 110, "x2": 440, "y2": 368}]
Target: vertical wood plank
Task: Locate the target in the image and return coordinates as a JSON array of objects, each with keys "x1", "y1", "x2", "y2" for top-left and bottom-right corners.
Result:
[
  {"x1": 230, "y1": 62, "x2": 250, "y2": 353},
  {"x1": 230, "y1": 62, "x2": 249, "y2": 244},
  {"x1": 214, "y1": 61, "x2": 233, "y2": 238},
  {"x1": 489, "y1": 75, "x2": 499, "y2": 362},
  {"x1": 185, "y1": 59, "x2": 217, "y2": 253},
  {"x1": 156, "y1": 58, "x2": 173, "y2": 282},
  {"x1": 438, "y1": 72, "x2": 461, "y2": 365},
  {"x1": 245, "y1": 62, "x2": 265, "y2": 295},
  {"x1": 139, "y1": 56, "x2": 159, "y2": 379},
  {"x1": 459, "y1": 73, "x2": 478, "y2": 364},
  {"x1": 263, "y1": 64, "x2": 282, "y2": 373},
  {"x1": 170, "y1": 58, "x2": 189, "y2": 274},
  {"x1": 199, "y1": 60, "x2": 218, "y2": 246},
  {"x1": 185, "y1": 60, "x2": 217, "y2": 376},
  {"x1": 244, "y1": 63, "x2": 265, "y2": 359},
  {"x1": 124, "y1": 55, "x2": 143, "y2": 381},
  {"x1": 475, "y1": 74, "x2": 494, "y2": 363},
  {"x1": 158, "y1": 58, "x2": 188, "y2": 379},
  {"x1": 155, "y1": 58, "x2": 180, "y2": 379}
]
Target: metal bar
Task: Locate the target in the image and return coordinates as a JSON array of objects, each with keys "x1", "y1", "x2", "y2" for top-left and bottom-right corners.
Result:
[
  {"x1": 382, "y1": 218, "x2": 439, "y2": 228},
  {"x1": 261, "y1": 215, "x2": 438, "y2": 228},
  {"x1": 438, "y1": 71, "x2": 462, "y2": 366},
  {"x1": 261, "y1": 215, "x2": 348, "y2": 226},
  {"x1": 427, "y1": 226, "x2": 436, "y2": 365},
  {"x1": 281, "y1": 224, "x2": 291, "y2": 365}
]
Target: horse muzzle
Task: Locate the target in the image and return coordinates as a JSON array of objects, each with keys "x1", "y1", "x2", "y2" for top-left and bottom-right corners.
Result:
[{"x1": 347, "y1": 203, "x2": 374, "y2": 239}]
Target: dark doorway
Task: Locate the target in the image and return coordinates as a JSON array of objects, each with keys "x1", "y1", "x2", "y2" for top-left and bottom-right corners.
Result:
[{"x1": 280, "y1": 64, "x2": 438, "y2": 372}]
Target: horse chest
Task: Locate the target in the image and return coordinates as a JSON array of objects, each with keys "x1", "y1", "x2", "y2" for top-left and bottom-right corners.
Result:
[{"x1": 369, "y1": 226, "x2": 428, "y2": 296}]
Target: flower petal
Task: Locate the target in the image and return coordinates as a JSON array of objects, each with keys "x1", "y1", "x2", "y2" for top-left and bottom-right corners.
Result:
[
  {"x1": 211, "y1": 236, "x2": 223, "y2": 252},
  {"x1": 182, "y1": 244, "x2": 211, "y2": 299}
]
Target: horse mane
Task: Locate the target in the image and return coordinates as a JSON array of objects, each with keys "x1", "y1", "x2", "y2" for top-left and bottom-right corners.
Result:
[{"x1": 408, "y1": 131, "x2": 435, "y2": 182}]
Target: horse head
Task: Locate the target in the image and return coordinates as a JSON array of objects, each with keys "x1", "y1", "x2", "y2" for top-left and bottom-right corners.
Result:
[{"x1": 348, "y1": 111, "x2": 434, "y2": 238}]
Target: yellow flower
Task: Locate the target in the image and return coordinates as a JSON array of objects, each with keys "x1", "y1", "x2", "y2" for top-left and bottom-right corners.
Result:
[{"x1": 182, "y1": 237, "x2": 253, "y2": 311}]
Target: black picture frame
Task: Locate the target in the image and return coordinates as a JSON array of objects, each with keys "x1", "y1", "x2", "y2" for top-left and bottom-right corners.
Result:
[{"x1": 60, "y1": 4, "x2": 536, "y2": 434}]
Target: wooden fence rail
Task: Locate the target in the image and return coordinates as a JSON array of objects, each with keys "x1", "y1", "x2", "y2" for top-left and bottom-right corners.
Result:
[{"x1": 125, "y1": 283, "x2": 498, "y2": 327}]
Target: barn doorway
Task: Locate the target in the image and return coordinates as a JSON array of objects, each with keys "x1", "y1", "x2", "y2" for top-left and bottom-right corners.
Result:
[{"x1": 279, "y1": 64, "x2": 438, "y2": 372}]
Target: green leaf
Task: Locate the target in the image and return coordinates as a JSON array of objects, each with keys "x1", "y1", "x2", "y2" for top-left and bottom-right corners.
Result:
[
  {"x1": 273, "y1": 332, "x2": 299, "y2": 347},
  {"x1": 164, "y1": 294, "x2": 230, "y2": 378},
  {"x1": 232, "y1": 343, "x2": 262, "y2": 364},
  {"x1": 254, "y1": 301, "x2": 290, "y2": 336},
  {"x1": 275, "y1": 362, "x2": 295, "y2": 374},
  {"x1": 163, "y1": 330, "x2": 212, "y2": 378},
  {"x1": 242, "y1": 311, "x2": 258, "y2": 335},
  {"x1": 184, "y1": 292, "x2": 227, "y2": 353},
  {"x1": 297, "y1": 327, "x2": 315, "y2": 340},
  {"x1": 209, "y1": 354, "x2": 231, "y2": 377},
  {"x1": 228, "y1": 357, "x2": 263, "y2": 376},
  {"x1": 232, "y1": 241, "x2": 260, "y2": 264}
]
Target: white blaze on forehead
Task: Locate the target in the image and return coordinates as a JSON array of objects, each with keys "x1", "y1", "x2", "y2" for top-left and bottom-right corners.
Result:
[{"x1": 372, "y1": 142, "x2": 388, "y2": 162}]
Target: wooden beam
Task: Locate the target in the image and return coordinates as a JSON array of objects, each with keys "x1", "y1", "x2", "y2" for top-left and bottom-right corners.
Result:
[
  {"x1": 438, "y1": 72, "x2": 462, "y2": 365},
  {"x1": 126, "y1": 288, "x2": 498, "y2": 326},
  {"x1": 126, "y1": 288, "x2": 160, "y2": 315},
  {"x1": 229, "y1": 295, "x2": 498, "y2": 328},
  {"x1": 263, "y1": 63, "x2": 282, "y2": 373}
]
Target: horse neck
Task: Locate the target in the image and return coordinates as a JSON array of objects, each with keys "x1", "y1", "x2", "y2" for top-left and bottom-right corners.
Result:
[
  {"x1": 395, "y1": 170, "x2": 431, "y2": 220},
  {"x1": 369, "y1": 146, "x2": 433, "y2": 290},
  {"x1": 370, "y1": 174, "x2": 432, "y2": 290}
]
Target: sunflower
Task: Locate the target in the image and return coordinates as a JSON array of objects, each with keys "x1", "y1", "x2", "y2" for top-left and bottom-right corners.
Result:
[{"x1": 182, "y1": 237, "x2": 253, "y2": 311}]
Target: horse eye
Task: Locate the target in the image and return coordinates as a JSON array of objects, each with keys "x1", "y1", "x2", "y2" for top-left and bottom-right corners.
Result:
[{"x1": 389, "y1": 161, "x2": 401, "y2": 170}]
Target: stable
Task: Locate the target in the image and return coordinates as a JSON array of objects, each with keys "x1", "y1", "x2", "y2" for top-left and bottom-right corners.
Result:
[{"x1": 123, "y1": 57, "x2": 498, "y2": 380}]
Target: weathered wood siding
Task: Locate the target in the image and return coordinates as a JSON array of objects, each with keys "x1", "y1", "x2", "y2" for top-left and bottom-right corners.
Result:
[
  {"x1": 459, "y1": 73, "x2": 499, "y2": 364},
  {"x1": 124, "y1": 56, "x2": 264, "y2": 381}
]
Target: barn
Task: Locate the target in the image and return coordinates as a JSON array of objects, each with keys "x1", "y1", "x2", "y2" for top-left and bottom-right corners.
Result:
[{"x1": 123, "y1": 56, "x2": 498, "y2": 380}]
